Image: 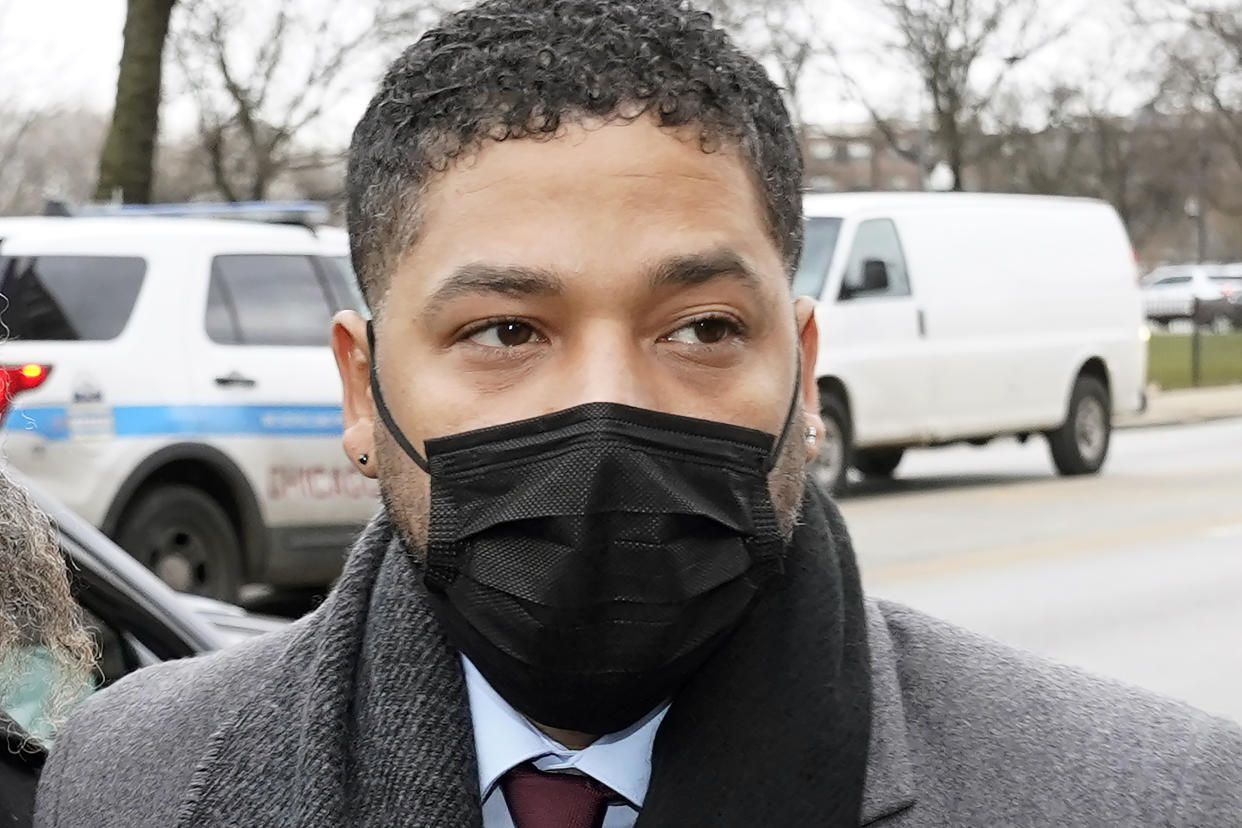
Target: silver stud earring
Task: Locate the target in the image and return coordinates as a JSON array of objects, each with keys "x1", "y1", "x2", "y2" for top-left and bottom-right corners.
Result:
[
  {"x1": 358, "y1": 454, "x2": 369, "y2": 466},
  {"x1": 804, "y1": 426, "x2": 818, "y2": 446}
]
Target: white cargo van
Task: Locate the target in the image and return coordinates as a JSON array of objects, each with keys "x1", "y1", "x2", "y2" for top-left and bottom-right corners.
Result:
[{"x1": 796, "y1": 193, "x2": 1148, "y2": 491}]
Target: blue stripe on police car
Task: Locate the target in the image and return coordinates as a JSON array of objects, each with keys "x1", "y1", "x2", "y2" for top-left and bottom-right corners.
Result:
[{"x1": 2, "y1": 405, "x2": 345, "y2": 441}]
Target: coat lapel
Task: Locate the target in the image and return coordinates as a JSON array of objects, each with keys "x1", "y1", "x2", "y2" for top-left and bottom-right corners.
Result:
[
  {"x1": 172, "y1": 518, "x2": 482, "y2": 828},
  {"x1": 860, "y1": 600, "x2": 917, "y2": 825}
]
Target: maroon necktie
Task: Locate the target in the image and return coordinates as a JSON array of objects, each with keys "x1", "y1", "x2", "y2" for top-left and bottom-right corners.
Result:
[{"x1": 499, "y1": 762, "x2": 623, "y2": 828}]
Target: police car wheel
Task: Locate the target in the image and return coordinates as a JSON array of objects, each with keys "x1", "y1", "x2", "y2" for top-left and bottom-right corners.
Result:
[{"x1": 116, "y1": 485, "x2": 242, "y2": 602}]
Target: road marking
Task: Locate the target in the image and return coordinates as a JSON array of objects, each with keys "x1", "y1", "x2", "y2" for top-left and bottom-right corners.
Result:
[{"x1": 865, "y1": 513, "x2": 1242, "y2": 586}]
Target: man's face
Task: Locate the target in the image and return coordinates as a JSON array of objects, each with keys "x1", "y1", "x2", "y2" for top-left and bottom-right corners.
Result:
[{"x1": 333, "y1": 117, "x2": 822, "y2": 552}]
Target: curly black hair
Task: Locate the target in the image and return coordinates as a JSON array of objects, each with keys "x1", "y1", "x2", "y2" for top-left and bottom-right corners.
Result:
[{"x1": 346, "y1": 0, "x2": 803, "y2": 312}]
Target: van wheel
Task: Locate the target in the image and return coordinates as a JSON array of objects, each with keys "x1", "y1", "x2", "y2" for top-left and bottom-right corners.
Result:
[
  {"x1": 854, "y1": 448, "x2": 905, "y2": 479},
  {"x1": 1047, "y1": 375, "x2": 1111, "y2": 476},
  {"x1": 809, "y1": 394, "x2": 852, "y2": 495},
  {"x1": 116, "y1": 485, "x2": 242, "y2": 601}
]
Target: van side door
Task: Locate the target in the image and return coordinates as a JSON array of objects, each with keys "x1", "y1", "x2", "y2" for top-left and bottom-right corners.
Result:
[{"x1": 815, "y1": 218, "x2": 930, "y2": 446}]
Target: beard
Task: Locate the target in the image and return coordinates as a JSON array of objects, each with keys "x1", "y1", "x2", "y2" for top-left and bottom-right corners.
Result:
[
  {"x1": 374, "y1": 406, "x2": 812, "y2": 564},
  {"x1": 0, "y1": 467, "x2": 95, "y2": 737}
]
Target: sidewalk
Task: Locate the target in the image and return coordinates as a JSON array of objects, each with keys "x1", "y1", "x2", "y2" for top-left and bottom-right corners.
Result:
[{"x1": 1115, "y1": 384, "x2": 1242, "y2": 429}]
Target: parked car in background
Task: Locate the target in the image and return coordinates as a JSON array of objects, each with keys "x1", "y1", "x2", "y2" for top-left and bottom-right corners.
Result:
[
  {"x1": 1141, "y1": 264, "x2": 1240, "y2": 329},
  {"x1": 6, "y1": 465, "x2": 285, "y2": 690},
  {"x1": 796, "y1": 192, "x2": 1148, "y2": 492},
  {"x1": 0, "y1": 208, "x2": 377, "y2": 601}
]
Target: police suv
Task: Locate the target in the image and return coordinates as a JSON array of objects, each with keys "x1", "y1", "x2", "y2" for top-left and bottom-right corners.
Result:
[{"x1": 0, "y1": 210, "x2": 378, "y2": 600}]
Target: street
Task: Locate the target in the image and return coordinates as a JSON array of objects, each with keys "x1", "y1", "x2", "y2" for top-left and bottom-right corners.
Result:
[{"x1": 841, "y1": 417, "x2": 1242, "y2": 722}]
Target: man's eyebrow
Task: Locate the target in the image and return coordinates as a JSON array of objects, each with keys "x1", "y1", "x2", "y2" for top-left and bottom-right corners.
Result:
[
  {"x1": 421, "y1": 263, "x2": 565, "y2": 317},
  {"x1": 647, "y1": 249, "x2": 763, "y2": 294}
]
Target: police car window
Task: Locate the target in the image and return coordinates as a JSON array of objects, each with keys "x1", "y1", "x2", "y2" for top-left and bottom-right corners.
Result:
[
  {"x1": 205, "y1": 273, "x2": 241, "y2": 344},
  {"x1": 792, "y1": 217, "x2": 842, "y2": 299},
  {"x1": 316, "y1": 256, "x2": 366, "y2": 314},
  {"x1": 839, "y1": 219, "x2": 912, "y2": 301},
  {"x1": 0, "y1": 255, "x2": 146, "y2": 341},
  {"x1": 208, "y1": 255, "x2": 333, "y2": 347}
]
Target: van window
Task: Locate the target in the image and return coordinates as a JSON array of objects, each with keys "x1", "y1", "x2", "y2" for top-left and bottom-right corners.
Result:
[
  {"x1": 839, "y1": 219, "x2": 912, "y2": 301},
  {"x1": 207, "y1": 255, "x2": 333, "y2": 347},
  {"x1": 0, "y1": 255, "x2": 146, "y2": 341},
  {"x1": 792, "y1": 217, "x2": 843, "y2": 298}
]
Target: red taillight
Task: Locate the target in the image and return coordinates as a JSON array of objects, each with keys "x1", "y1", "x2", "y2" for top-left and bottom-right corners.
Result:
[{"x1": 0, "y1": 364, "x2": 52, "y2": 421}]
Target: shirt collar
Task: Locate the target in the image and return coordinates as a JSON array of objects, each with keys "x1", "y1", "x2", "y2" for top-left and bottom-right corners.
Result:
[{"x1": 462, "y1": 656, "x2": 669, "y2": 808}]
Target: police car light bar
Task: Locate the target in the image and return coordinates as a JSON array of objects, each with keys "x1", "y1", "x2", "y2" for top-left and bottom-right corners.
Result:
[{"x1": 47, "y1": 200, "x2": 332, "y2": 229}]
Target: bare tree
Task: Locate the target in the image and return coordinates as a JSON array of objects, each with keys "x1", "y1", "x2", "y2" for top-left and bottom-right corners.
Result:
[
  {"x1": 96, "y1": 0, "x2": 177, "y2": 203},
  {"x1": 843, "y1": 0, "x2": 1074, "y2": 191},
  {"x1": 1152, "y1": 2, "x2": 1242, "y2": 183},
  {"x1": 699, "y1": 0, "x2": 827, "y2": 130},
  {"x1": 169, "y1": 0, "x2": 447, "y2": 202},
  {"x1": 0, "y1": 109, "x2": 110, "y2": 215}
]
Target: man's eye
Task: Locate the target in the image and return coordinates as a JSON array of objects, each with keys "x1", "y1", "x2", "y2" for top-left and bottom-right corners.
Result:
[
  {"x1": 466, "y1": 320, "x2": 542, "y2": 348},
  {"x1": 665, "y1": 317, "x2": 741, "y2": 345}
]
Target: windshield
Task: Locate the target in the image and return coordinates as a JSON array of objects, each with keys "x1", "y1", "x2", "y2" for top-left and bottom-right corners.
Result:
[{"x1": 792, "y1": 217, "x2": 843, "y2": 298}]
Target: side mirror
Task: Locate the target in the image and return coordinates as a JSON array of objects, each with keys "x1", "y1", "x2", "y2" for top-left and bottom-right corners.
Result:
[{"x1": 862, "y1": 259, "x2": 890, "y2": 292}]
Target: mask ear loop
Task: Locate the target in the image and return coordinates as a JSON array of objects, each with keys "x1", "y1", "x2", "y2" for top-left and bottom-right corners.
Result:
[
  {"x1": 368, "y1": 318, "x2": 802, "y2": 475},
  {"x1": 764, "y1": 352, "x2": 803, "y2": 474},
  {"x1": 366, "y1": 320, "x2": 431, "y2": 473}
]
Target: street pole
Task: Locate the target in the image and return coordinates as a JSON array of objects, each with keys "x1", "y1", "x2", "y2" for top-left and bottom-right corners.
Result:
[{"x1": 1196, "y1": 141, "x2": 1209, "y2": 264}]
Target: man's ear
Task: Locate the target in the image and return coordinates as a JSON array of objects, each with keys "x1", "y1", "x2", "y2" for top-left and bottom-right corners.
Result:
[
  {"x1": 793, "y1": 297, "x2": 824, "y2": 457},
  {"x1": 331, "y1": 311, "x2": 377, "y2": 477}
]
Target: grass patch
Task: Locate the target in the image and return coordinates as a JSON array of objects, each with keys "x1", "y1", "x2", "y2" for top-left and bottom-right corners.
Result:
[{"x1": 1148, "y1": 332, "x2": 1242, "y2": 389}]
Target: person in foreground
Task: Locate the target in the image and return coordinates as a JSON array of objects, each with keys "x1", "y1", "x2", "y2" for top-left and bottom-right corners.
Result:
[
  {"x1": 36, "y1": 2, "x2": 1242, "y2": 826},
  {"x1": 0, "y1": 467, "x2": 94, "y2": 828}
]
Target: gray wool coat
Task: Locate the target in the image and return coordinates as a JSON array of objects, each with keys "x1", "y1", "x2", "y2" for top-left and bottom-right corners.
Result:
[{"x1": 34, "y1": 516, "x2": 1242, "y2": 827}]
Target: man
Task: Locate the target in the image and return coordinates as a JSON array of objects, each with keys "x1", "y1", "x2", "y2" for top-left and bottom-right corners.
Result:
[
  {"x1": 0, "y1": 466, "x2": 95, "y2": 828},
  {"x1": 36, "y1": 1, "x2": 1242, "y2": 826}
]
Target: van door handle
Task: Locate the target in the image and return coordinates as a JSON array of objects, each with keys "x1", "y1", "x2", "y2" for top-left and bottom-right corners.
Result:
[
  {"x1": 215, "y1": 372, "x2": 257, "y2": 388},
  {"x1": 917, "y1": 309, "x2": 927, "y2": 338}
]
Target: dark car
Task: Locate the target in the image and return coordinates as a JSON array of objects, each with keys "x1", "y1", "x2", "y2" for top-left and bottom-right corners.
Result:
[
  {"x1": 1214, "y1": 275, "x2": 1242, "y2": 328},
  {"x1": 9, "y1": 466, "x2": 286, "y2": 689}
]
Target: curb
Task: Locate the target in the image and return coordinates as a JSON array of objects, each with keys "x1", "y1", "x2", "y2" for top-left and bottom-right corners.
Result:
[{"x1": 1115, "y1": 412, "x2": 1242, "y2": 430}]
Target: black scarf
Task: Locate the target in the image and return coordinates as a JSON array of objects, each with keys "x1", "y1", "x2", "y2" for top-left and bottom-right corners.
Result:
[
  {"x1": 638, "y1": 481, "x2": 872, "y2": 826},
  {"x1": 174, "y1": 482, "x2": 870, "y2": 827}
]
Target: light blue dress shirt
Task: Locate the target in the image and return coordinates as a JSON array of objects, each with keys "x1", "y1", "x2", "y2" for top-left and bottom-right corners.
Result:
[{"x1": 462, "y1": 657, "x2": 670, "y2": 828}]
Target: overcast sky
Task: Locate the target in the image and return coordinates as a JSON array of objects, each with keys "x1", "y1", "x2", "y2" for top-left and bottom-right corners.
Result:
[{"x1": 0, "y1": 0, "x2": 1166, "y2": 146}]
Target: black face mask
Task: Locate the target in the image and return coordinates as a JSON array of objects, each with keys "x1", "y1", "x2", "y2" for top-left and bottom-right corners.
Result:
[{"x1": 366, "y1": 321, "x2": 799, "y2": 734}]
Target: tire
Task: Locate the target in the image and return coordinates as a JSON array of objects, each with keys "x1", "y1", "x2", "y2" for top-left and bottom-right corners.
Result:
[
  {"x1": 1046, "y1": 375, "x2": 1111, "y2": 476},
  {"x1": 808, "y1": 393, "x2": 852, "y2": 495},
  {"x1": 115, "y1": 485, "x2": 243, "y2": 601},
  {"x1": 854, "y1": 447, "x2": 905, "y2": 479}
]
